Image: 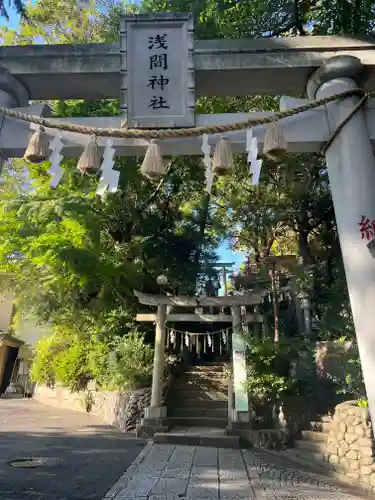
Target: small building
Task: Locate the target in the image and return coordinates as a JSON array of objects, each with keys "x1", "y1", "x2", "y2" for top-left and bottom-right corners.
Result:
[
  {"x1": 0, "y1": 332, "x2": 25, "y2": 394},
  {"x1": 0, "y1": 290, "x2": 52, "y2": 395}
]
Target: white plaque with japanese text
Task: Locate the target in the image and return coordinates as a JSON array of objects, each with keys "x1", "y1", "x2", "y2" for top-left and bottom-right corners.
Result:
[
  {"x1": 120, "y1": 13, "x2": 195, "y2": 128},
  {"x1": 232, "y1": 332, "x2": 249, "y2": 412}
]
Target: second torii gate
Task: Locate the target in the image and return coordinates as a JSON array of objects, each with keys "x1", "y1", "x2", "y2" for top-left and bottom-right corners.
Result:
[
  {"x1": 133, "y1": 289, "x2": 264, "y2": 430},
  {"x1": 0, "y1": 18, "x2": 374, "y2": 426}
]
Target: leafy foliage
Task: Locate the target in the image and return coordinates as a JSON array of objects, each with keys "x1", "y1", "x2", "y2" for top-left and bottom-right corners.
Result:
[
  {"x1": 30, "y1": 330, "x2": 155, "y2": 391},
  {"x1": 242, "y1": 333, "x2": 310, "y2": 405},
  {"x1": 105, "y1": 333, "x2": 155, "y2": 389}
]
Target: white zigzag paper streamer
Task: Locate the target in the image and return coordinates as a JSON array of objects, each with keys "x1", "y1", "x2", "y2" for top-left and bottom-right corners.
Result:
[
  {"x1": 246, "y1": 129, "x2": 262, "y2": 186},
  {"x1": 96, "y1": 139, "x2": 119, "y2": 197},
  {"x1": 201, "y1": 134, "x2": 214, "y2": 194},
  {"x1": 49, "y1": 135, "x2": 64, "y2": 188}
]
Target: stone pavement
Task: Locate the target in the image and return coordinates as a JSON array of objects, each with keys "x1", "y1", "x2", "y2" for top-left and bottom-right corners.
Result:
[{"x1": 103, "y1": 442, "x2": 372, "y2": 500}]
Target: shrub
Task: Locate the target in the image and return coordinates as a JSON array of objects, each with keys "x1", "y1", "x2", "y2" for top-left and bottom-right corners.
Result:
[
  {"x1": 30, "y1": 334, "x2": 56, "y2": 387},
  {"x1": 242, "y1": 334, "x2": 313, "y2": 406},
  {"x1": 52, "y1": 340, "x2": 91, "y2": 391},
  {"x1": 30, "y1": 332, "x2": 91, "y2": 391},
  {"x1": 324, "y1": 349, "x2": 367, "y2": 404},
  {"x1": 105, "y1": 332, "x2": 154, "y2": 390},
  {"x1": 30, "y1": 329, "x2": 154, "y2": 392}
]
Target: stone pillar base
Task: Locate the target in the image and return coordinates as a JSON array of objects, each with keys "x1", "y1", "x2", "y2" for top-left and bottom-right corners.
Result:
[
  {"x1": 136, "y1": 421, "x2": 169, "y2": 439},
  {"x1": 135, "y1": 405, "x2": 169, "y2": 439},
  {"x1": 144, "y1": 405, "x2": 167, "y2": 419},
  {"x1": 232, "y1": 410, "x2": 250, "y2": 423},
  {"x1": 227, "y1": 410, "x2": 250, "y2": 430}
]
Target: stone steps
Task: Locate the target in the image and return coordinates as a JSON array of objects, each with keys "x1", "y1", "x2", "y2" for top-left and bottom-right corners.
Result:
[
  {"x1": 168, "y1": 416, "x2": 229, "y2": 428},
  {"x1": 301, "y1": 430, "x2": 329, "y2": 442},
  {"x1": 294, "y1": 438, "x2": 326, "y2": 453},
  {"x1": 309, "y1": 420, "x2": 332, "y2": 433},
  {"x1": 153, "y1": 431, "x2": 240, "y2": 448},
  {"x1": 171, "y1": 381, "x2": 229, "y2": 391},
  {"x1": 166, "y1": 363, "x2": 229, "y2": 433},
  {"x1": 169, "y1": 407, "x2": 228, "y2": 419},
  {"x1": 185, "y1": 364, "x2": 226, "y2": 373},
  {"x1": 169, "y1": 398, "x2": 227, "y2": 409},
  {"x1": 286, "y1": 415, "x2": 332, "y2": 469},
  {"x1": 185, "y1": 362, "x2": 227, "y2": 371},
  {"x1": 169, "y1": 388, "x2": 228, "y2": 400},
  {"x1": 176, "y1": 375, "x2": 228, "y2": 385}
]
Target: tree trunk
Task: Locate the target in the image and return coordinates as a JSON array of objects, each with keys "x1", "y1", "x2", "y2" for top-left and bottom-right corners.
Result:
[{"x1": 298, "y1": 230, "x2": 310, "y2": 263}]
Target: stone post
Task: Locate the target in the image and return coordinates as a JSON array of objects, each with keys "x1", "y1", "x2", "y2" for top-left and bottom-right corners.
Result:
[
  {"x1": 307, "y1": 55, "x2": 375, "y2": 425},
  {"x1": 231, "y1": 305, "x2": 249, "y2": 425},
  {"x1": 144, "y1": 304, "x2": 167, "y2": 420},
  {"x1": 301, "y1": 294, "x2": 312, "y2": 336}
]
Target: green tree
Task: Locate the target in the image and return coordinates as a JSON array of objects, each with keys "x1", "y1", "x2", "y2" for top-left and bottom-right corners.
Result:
[{"x1": 0, "y1": 0, "x2": 218, "y2": 345}]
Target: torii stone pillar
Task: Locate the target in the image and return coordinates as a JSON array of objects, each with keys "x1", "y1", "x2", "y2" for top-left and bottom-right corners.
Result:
[
  {"x1": 307, "y1": 55, "x2": 375, "y2": 425},
  {"x1": 143, "y1": 304, "x2": 167, "y2": 425},
  {"x1": 0, "y1": 68, "x2": 29, "y2": 174},
  {"x1": 144, "y1": 304, "x2": 167, "y2": 421}
]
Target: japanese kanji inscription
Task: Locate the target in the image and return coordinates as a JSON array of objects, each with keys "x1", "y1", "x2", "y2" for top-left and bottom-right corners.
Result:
[
  {"x1": 120, "y1": 13, "x2": 195, "y2": 128},
  {"x1": 359, "y1": 215, "x2": 375, "y2": 242}
]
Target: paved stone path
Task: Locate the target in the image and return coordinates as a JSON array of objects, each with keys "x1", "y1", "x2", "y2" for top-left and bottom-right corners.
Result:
[{"x1": 104, "y1": 443, "x2": 371, "y2": 500}]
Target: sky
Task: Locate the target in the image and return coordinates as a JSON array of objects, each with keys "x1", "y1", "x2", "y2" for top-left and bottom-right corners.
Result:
[
  {"x1": 1, "y1": 3, "x2": 247, "y2": 285},
  {"x1": 2, "y1": 7, "x2": 21, "y2": 29}
]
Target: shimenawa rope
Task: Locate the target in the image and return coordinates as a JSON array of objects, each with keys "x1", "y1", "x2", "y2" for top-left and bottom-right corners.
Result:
[{"x1": 0, "y1": 88, "x2": 365, "y2": 141}]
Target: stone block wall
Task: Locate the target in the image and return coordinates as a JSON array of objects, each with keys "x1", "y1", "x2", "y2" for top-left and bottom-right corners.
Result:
[
  {"x1": 325, "y1": 401, "x2": 375, "y2": 491},
  {"x1": 228, "y1": 428, "x2": 291, "y2": 450},
  {"x1": 34, "y1": 383, "x2": 154, "y2": 432},
  {"x1": 33, "y1": 356, "x2": 182, "y2": 433}
]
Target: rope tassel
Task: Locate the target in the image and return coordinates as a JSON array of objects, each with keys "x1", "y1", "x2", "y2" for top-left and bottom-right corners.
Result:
[
  {"x1": 77, "y1": 135, "x2": 101, "y2": 174},
  {"x1": 24, "y1": 126, "x2": 50, "y2": 164},
  {"x1": 263, "y1": 121, "x2": 287, "y2": 161},
  {"x1": 140, "y1": 140, "x2": 166, "y2": 180},
  {"x1": 212, "y1": 137, "x2": 233, "y2": 175}
]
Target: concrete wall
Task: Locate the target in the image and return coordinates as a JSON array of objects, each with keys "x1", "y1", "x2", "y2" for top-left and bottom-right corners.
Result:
[
  {"x1": 0, "y1": 290, "x2": 51, "y2": 358},
  {"x1": 15, "y1": 313, "x2": 52, "y2": 360},
  {"x1": 0, "y1": 291, "x2": 13, "y2": 332}
]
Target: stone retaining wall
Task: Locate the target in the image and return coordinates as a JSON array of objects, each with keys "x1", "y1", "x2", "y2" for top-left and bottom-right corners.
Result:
[
  {"x1": 33, "y1": 356, "x2": 182, "y2": 433},
  {"x1": 325, "y1": 400, "x2": 375, "y2": 491},
  {"x1": 230, "y1": 428, "x2": 291, "y2": 450},
  {"x1": 34, "y1": 383, "x2": 155, "y2": 432}
]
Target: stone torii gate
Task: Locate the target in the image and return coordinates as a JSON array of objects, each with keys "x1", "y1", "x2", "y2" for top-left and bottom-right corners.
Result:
[
  {"x1": 134, "y1": 289, "x2": 263, "y2": 430},
  {"x1": 0, "y1": 18, "x2": 375, "y2": 425}
]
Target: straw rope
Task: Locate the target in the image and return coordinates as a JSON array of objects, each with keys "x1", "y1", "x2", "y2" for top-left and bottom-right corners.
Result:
[{"x1": 0, "y1": 88, "x2": 365, "y2": 140}]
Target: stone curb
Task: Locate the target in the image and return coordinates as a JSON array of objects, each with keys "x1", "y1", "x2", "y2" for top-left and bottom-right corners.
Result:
[{"x1": 100, "y1": 440, "x2": 154, "y2": 500}]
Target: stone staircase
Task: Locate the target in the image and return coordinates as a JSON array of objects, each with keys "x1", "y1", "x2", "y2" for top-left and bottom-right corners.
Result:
[
  {"x1": 283, "y1": 414, "x2": 333, "y2": 467},
  {"x1": 154, "y1": 362, "x2": 240, "y2": 448}
]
